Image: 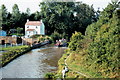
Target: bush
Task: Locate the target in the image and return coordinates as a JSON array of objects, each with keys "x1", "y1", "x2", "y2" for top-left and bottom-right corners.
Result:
[
  {"x1": 30, "y1": 34, "x2": 41, "y2": 38},
  {"x1": 51, "y1": 31, "x2": 62, "y2": 43},
  {"x1": 1, "y1": 46, "x2": 31, "y2": 66},
  {"x1": 68, "y1": 31, "x2": 84, "y2": 51},
  {"x1": 44, "y1": 73, "x2": 55, "y2": 79},
  {"x1": 38, "y1": 35, "x2": 52, "y2": 43}
]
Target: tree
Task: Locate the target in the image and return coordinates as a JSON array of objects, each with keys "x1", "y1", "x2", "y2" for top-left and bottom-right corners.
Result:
[
  {"x1": 85, "y1": 2, "x2": 120, "y2": 77},
  {"x1": 0, "y1": 6, "x2": 2, "y2": 28},
  {"x1": 1, "y1": 4, "x2": 8, "y2": 21},
  {"x1": 26, "y1": 8, "x2": 31, "y2": 16},
  {"x1": 11, "y1": 4, "x2": 21, "y2": 28},
  {"x1": 34, "y1": 11, "x2": 42, "y2": 20},
  {"x1": 39, "y1": 1, "x2": 95, "y2": 37},
  {"x1": 17, "y1": 27, "x2": 23, "y2": 36},
  {"x1": 73, "y1": 2, "x2": 95, "y2": 34},
  {"x1": 66, "y1": 1, "x2": 120, "y2": 78},
  {"x1": 1, "y1": 4, "x2": 8, "y2": 30},
  {"x1": 12, "y1": 4, "x2": 20, "y2": 18},
  {"x1": 68, "y1": 31, "x2": 84, "y2": 51}
]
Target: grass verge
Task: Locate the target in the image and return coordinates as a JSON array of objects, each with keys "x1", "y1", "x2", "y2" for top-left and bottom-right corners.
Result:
[{"x1": 0, "y1": 45, "x2": 32, "y2": 67}]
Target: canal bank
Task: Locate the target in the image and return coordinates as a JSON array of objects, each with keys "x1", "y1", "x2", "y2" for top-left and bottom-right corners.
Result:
[
  {"x1": 1, "y1": 41, "x2": 49, "y2": 67},
  {"x1": 0, "y1": 46, "x2": 67, "y2": 78}
]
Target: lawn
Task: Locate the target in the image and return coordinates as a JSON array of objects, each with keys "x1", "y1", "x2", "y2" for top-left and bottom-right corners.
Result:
[
  {"x1": 1, "y1": 45, "x2": 31, "y2": 67},
  {"x1": 1, "y1": 45, "x2": 29, "y2": 51}
]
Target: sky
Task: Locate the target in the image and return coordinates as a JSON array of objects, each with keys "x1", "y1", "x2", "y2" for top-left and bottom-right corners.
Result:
[{"x1": 0, "y1": 0, "x2": 113, "y2": 13}]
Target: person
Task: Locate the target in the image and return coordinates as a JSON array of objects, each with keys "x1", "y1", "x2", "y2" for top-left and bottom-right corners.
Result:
[
  {"x1": 62, "y1": 66, "x2": 69, "y2": 78},
  {"x1": 65, "y1": 66, "x2": 68, "y2": 72},
  {"x1": 62, "y1": 68, "x2": 66, "y2": 78}
]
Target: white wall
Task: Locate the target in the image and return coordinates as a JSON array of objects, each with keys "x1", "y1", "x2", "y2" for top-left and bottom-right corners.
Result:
[
  {"x1": 25, "y1": 25, "x2": 40, "y2": 34},
  {"x1": 25, "y1": 22, "x2": 45, "y2": 37}
]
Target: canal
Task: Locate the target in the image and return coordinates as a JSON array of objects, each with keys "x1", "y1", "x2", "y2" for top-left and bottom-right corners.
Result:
[{"x1": 0, "y1": 45, "x2": 66, "y2": 78}]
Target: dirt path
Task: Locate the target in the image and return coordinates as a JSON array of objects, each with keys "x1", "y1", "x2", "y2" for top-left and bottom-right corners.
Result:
[{"x1": 64, "y1": 53, "x2": 90, "y2": 78}]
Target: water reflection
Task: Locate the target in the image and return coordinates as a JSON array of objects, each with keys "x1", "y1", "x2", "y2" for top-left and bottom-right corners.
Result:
[{"x1": 0, "y1": 46, "x2": 66, "y2": 78}]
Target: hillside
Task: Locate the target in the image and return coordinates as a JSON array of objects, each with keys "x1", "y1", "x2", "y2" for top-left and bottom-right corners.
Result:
[{"x1": 55, "y1": 2, "x2": 120, "y2": 78}]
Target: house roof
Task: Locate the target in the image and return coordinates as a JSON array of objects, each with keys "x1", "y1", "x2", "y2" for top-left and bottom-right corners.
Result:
[
  {"x1": 26, "y1": 29, "x2": 35, "y2": 31},
  {"x1": 25, "y1": 21, "x2": 41, "y2": 26}
]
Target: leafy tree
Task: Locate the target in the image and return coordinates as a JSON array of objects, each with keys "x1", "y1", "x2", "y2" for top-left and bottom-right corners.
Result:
[
  {"x1": 34, "y1": 11, "x2": 42, "y2": 20},
  {"x1": 68, "y1": 31, "x2": 84, "y2": 51},
  {"x1": 0, "y1": 6, "x2": 2, "y2": 28},
  {"x1": 1, "y1": 4, "x2": 8, "y2": 21},
  {"x1": 26, "y1": 8, "x2": 31, "y2": 16},
  {"x1": 11, "y1": 4, "x2": 21, "y2": 29},
  {"x1": 1, "y1": 4, "x2": 8, "y2": 30},
  {"x1": 85, "y1": 2, "x2": 120, "y2": 77},
  {"x1": 12, "y1": 4, "x2": 20, "y2": 18},
  {"x1": 67, "y1": 1, "x2": 120, "y2": 78},
  {"x1": 39, "y1": 1, "x2": 95, "y2": 37},
  {"x1": 17, "y1": 27, "x2": 23, "y2": 35},
  {"x1": 51, "y1": 31, "x2": 62, "y2": 43}
]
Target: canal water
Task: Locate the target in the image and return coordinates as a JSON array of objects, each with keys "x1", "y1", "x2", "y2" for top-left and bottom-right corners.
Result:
[{"x1": 0, "y1": 45, "x2": 66, "y2": 78}]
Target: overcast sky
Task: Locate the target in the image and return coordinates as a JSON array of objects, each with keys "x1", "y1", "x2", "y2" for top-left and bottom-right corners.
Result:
[{"x1": 0, "y1": 0, "x2": 112, "y2": 13}]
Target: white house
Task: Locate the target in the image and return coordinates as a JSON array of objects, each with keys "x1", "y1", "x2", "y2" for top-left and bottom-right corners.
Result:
[
  {"x1": 25, "y1": 19, "x2": 45, "y2": 38},
  {"x1": 0, "y1": 30, "x2": 6, "y2": 36}
]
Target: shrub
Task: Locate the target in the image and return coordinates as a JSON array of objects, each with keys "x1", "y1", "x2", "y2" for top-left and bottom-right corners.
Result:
[
  {"x1": 44, "y1": 73, "x2": 55, "y2": 79},
  {"x1": 68, "y1": 31, "x2": 84, "y2": 51},
  {"x1": 51, "y1": 31, "x2": 62, "y2": 43},
  {"x1": 30, "y1": 34, "x2": 41, "y2": 38}
]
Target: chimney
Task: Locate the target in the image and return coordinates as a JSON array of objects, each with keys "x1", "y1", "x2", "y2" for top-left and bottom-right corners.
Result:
[{"x1": 27, "y1": 19, "x2": 29, "y2": 22}]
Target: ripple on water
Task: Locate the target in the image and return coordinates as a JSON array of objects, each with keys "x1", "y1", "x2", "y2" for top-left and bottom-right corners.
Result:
[{"x1": 0, "y1": 47, "x2": 66, "y2": 78}]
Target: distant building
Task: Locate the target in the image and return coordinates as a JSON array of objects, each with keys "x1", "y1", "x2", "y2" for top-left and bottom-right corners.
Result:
[
  {"x1": 0, "y1": 30, "x2": 6, "y2": 36},
  {"x1": 25, "y1": 19, "x2": 45, "y2": 38}
]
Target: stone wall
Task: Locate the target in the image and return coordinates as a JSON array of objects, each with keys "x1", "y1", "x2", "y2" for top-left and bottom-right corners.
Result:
[
  {"x1": 0, "y1": 36, "x2": 18, "y2": 45},
  {"x1": 0, "y1": 36, "x2": 38, "y2": 45},
  {"x1": 22, "y1": 38, "x2": 38, "y2": 45}
]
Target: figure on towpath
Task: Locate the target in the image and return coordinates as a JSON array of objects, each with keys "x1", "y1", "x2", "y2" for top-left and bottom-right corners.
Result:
[{"x1": 62, "y1": 66, "x2": 69, "y2": 78}]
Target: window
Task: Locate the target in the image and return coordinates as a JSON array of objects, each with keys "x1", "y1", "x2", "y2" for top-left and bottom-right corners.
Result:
[
  {"x1": 27, "y1": 26, "x2": 29, "y2": 28},
  {"x1": 36, "y1": 26, "x2": 37, "y2": 28}
]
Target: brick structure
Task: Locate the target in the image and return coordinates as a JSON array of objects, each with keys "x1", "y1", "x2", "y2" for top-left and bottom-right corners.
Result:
[
  {"x1": 0, "y1": 36, "x2": 22, "y2": 45},
  {"x1": 0, "y1": 36, "x2": 38, "y2": 46},
  {"x1": 22, "y1": 37, "x2": 38, "y2": 46}
]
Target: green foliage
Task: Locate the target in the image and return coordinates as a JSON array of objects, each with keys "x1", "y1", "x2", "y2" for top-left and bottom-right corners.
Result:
[
  {"x1": 68, "y1": 31, "x2": 84, "y2": 51},
  {"x1": 1, "y1": 45, "x2": 31, "y2": 66},
  {"x1": 16, "y1": 27, "x2": 23, "y2": 35},
  {"x1": 12, "y1": 4, "x2": 20, "y2": 18},
  {"x1": 30, "y1": 34, "x2": 41, "y2": 38},
  {"x1": 1, "y1": 4, "x2": 9, "y2": 30},
  {"x1": 85, "y1": 2, "x2": 120, "y2": 77},
  {"x1": 50, "y1": 31, "x2": 62, "y2": 43},
  {"x1": 1, "y1": 4, "x2": 7, "y2": 21},
  {"x1": 38, "y1": 35, "x2": 52, "y2": 43},
  {"x1": 1, "y1": 4, "x2": 31, "y2": 34},
  {"x1": 38, "y1": 35, "x2": 46, "y2": 42},
  {"x1": 26, "y1": 8, "x2": 31, "y2": 16},
  {"x1": 44, "y1": 73, "x2": 55, "y2": 79},
  {"x1": 1, "y1": 45, "x2": 29, "y2": 51},
  {"x1": 58, "y1": 1, "x2": 120, "y2": 78},
  {"x1": 1, "y1": 1, "x2": 96, "y2": 37},
  {"x1": 40, "y1": 2, "x2": 95, "y2": 36}
]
